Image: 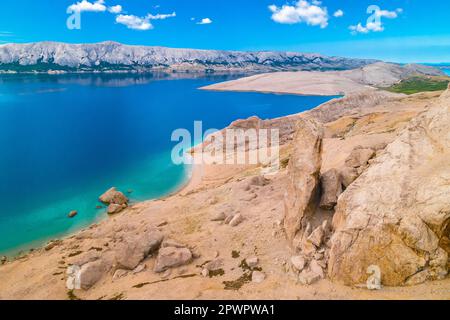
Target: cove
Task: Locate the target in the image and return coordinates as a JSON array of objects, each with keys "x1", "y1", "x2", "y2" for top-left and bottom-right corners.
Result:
[{"x1": 0, "y1": 73, "x2": 339, "y2": 255}]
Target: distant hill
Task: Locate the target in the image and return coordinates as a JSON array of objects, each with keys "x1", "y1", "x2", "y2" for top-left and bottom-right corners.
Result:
[{"x1": 0, "y1": 41, "x2": 379, "y2": 74}]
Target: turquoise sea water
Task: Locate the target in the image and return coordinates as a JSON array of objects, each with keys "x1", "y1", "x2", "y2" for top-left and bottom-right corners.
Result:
[
  {"x1": 0, "y1": 74, "x2": 338, "y2": 255},
  {"x1": 443, "y1": 69, "x2": 450, "y2": 76}
]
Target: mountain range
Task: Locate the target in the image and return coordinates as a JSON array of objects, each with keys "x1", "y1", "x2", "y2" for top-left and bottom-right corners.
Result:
[{"x1": 0, "y1": 41, "x2": 380, "y2": 74}]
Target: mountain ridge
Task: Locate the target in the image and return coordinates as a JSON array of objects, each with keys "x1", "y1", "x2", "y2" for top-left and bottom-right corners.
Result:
[{"x1": 0, "y1": 41, "x2": 380, "y2": 73}]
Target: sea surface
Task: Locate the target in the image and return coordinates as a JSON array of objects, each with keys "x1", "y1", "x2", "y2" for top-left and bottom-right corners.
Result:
[
  {"x1": 0, "y1": 73, "x2": 338, "y2": 255},
  {"x1": 442, "y1": 69, "x2": 450, "y2": 76}
]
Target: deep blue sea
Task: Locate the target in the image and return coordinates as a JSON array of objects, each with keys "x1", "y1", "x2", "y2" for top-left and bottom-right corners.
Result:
[{"x1": 0, "y1": 73, "x2": 338, "y2": 255}]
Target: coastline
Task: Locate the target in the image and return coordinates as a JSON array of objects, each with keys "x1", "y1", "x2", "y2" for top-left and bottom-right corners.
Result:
[
  {"x1": 1, "y1": 77, "x2": 449, "y2": 299},
  {"x1": 3, "y1": 68, "x2": 367, "y2": 259},
  {"x1": 0, "y1": 63, "x2": 407, "y2": 259},
  {"x1": 200, "y1": 71, "x2": 375, "y2": 96}
]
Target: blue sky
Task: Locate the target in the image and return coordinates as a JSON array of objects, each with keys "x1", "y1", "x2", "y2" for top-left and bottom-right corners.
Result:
[{"x1": 0, "y1": 0, "x2": 449, "y2": 63}]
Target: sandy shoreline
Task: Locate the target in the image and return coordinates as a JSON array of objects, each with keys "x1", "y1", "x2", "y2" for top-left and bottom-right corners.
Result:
[{"x1": 201, "y1": 71, "x2": 375, "y2": 96}]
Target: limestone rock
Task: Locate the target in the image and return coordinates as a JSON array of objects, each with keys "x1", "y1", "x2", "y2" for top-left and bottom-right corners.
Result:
[
  {"x1": 201, "y1": 268, "x2": 209, "y2": 277},
  {"x1": 132, "y1": 263, "x2": 147, "y2": 274},
  {"x1": 1, "y1": 256, "x2": 6, "y2": 265},
  {"x1": 44, "y1": 240, "x2": 62, "y2": 251},
  {"x1": 298, "y1": 269, "x2": 322, "y2": 285},
  {"x1": 307, "y1": 225, "x2": 325, "y2": 248},
  {"x1": 344, "y1": 147, "x2": 375, "y2": 168},
  {"x1": 329, "y1": 90, "x2": 450, "y2": 286},
  {"x1": 284, "y1": 118, "x2": 323, "y2": 249},
  {"x1": 107, "y1": 204, "x2": 126, "y2": 215},
  {"x1": 405, "y1": 270, "x2": 429, "y2": 286},
  {"x1": 115, "y1": 229, "x2": 163, "y2": 270},
  {"x1": 252, "y1": 271, "x2": 266, "y2": 283},
  {"x1": 290, "y1": 256, "x2": 306, "y2": 272},
  {"x1": 204, "y1": 259, "x2": 224, "y2": 273},
  {"x1": 161, "y1": 239, "x2": 186, "y2": 249},
  {"x1": 229, "y1": 213, "x2": 244, "y2": 227},
  {"x1": 68, "y1": 210, "x2": 78, "y2": 218},
  {"x1": 319, "y1": 169, "x2": 342, "y2": 210},
  {"x1": 78, "y1": 260, "x2": 109, "y2": 290},
  {"x1": 154, "y1": 247, "x2": 193, "y2": 273},
  {"x1": 224, "y1": 215, "x2": 234, "y2": 225},
  {"x1": 210, "y1": 212, "x2": 226, "y2": 222},
  {"x1": 340, "y1": 166, "x2": 359, "y2": 188},
  {"x1": 68, "y1": 250, "x2": 101, "y2": 266},
  {"x1": 309, "y1": 259, "x2": 324, "y2": 279},
  {"x1": 245, "y1": 256, "x2": 259, "y2": 268},
  {"x1": 113, "y1": 269, "x2": 128, "y2": 280},
  {"x1": 99, "y1": 187, "x2": 128, "y2": 206}
]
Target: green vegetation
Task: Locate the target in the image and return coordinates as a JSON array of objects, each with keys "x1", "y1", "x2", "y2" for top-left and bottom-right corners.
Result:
[
  {"x1": 208, "y1": 268, "x2": 225, "y2": 278},
  {"x1": 223, "y1": 272, "x2": 252, "y2": 290},
  {"x1": 67, "y1": 290, "x2": 81, "y2": 300},
  {"x1": 385, "y1": 76, "x2": 450, "y2": 95}
]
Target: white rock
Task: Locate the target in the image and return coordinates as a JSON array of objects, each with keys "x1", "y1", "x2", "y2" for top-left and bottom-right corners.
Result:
[
  {"x1": 290, "y1": 256, "x2": 306, "y2": 272},
  {"x1": 252, "y1": 271, "x2": 266, "y2": 283},
  {"x1": 154, "y1": 247, "x2": 193, "y2": 273},
  {"x1": 246, "y1": 256, "x2": 259, "y2": 268},
  {"x1": 229, "y1": 214, "x2": 244, "y2": 227}
]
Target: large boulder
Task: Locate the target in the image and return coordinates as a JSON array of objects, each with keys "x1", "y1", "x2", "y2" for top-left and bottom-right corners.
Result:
[
  {"x1": 107, "y1": 204, "x2": 127, "y2": 215},
  {"x1": 154, "y1": 247, "x2": 193, "y2": 273},
  {"x1": 284, "y1": 118, "x2": 324, "y2": 250},
  {"x1": 78, "y1": 259, "x2": 109, "y2": 290},
  {"x1": 99, "y1": 187, "x2": 128, "y2": 206},
  {"x1": 328, "y1": 89, "x2": 450, "y2": 286},
  {"x1": 114, "y1": 229, "x2": 164, "y2": 270}
]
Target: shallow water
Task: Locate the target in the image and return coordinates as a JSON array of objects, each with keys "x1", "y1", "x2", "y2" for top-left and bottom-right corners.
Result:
[{"x1": 0, "y1": 73, "x2": 338, "y2": 255}]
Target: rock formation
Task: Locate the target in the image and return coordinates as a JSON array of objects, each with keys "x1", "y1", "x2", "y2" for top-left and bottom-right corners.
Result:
[
  {"x1": 283, "y1": 118, "x2": 324, "y2": 250},
  {"x1": 328, "y1": 88, "x2": 450, "y2": 286},
  {"x1": 0, "y1": 41, "x2": 378, "y2": 73},
  {"x1": 319, "y1": 169, "x2": 342, "y2": 210},
  {"x1": 99, "y1": 187, "x2": 129, "y2": 215}
]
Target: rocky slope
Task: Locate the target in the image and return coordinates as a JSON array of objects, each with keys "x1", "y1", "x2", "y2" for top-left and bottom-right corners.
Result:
[
  {"x1": 203, "y1": 62, "x2": 446, "y2": 95},
  {"x1": 328, "y1": 87, "x2": 450, "y2": 286},
  {"x1": 0, "y1": 41, "x2": 378, "y2": 73}
]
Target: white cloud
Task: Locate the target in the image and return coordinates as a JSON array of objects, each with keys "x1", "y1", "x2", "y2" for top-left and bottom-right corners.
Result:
[
  {"x1": 197, "y1": 18, "x2": 213, "y2": 25},
  {"x1": 68, "y1": 1, "x2": 176, "y2": 31},
  {"x1": 268, "y1": 0, "x2": 328, "y2": 28},
  {"x1": 108, "y1": 5, "x2": 122, "y2": 14},
  {"x1": 333, "y1": 9, "x2": 344, "y2": 18},
  {"x1": 350, "y1": 7, "x2": 402, "y2": 34},
  {"x1": 68, "y1": 0, "x2": 106, "y2": 13},
  {"x1": 375, "y1": 9, "x2": 399, "y2": 19},
  {"x1": 147, "y1": 12, "x2": 176, "y2": 20},
  {"x1": 115, "y1": 14, "x2": 153, "y2": 30}
]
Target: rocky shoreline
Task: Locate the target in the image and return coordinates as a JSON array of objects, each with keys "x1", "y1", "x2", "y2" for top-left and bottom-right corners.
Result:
[{"x1": 0, "y1": 67, "x2": 449, "y2": 299}]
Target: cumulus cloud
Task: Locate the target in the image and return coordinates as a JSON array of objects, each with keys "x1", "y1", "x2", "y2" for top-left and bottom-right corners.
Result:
[
  {"x1": 108, "y1": 5, "x2": 122, "y2": 14},
  {"x1": 349, "y1": 22, "x2": 383, "y2": 34},
  {"x1": 197, "y1": 18, "x2": 213, "y2": 25},
  {"x1": 115, "y1": 14, "x2": 153, "y2": 30},
  {"x1": 68, "y1": 0, "x2": 106, "y2": 13},
  {"x1": 333, "y1": 9, "x2": 344, "y2": 18},
  {"x1": 350, "y1": 7, "x2": 402, "y2": 34},
  {"x1": 268, "y1": 0, "x2": 328, "y2": 28},
  {"x1": 68, "y1": 0, "x2": 176, "y2": 31}
]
